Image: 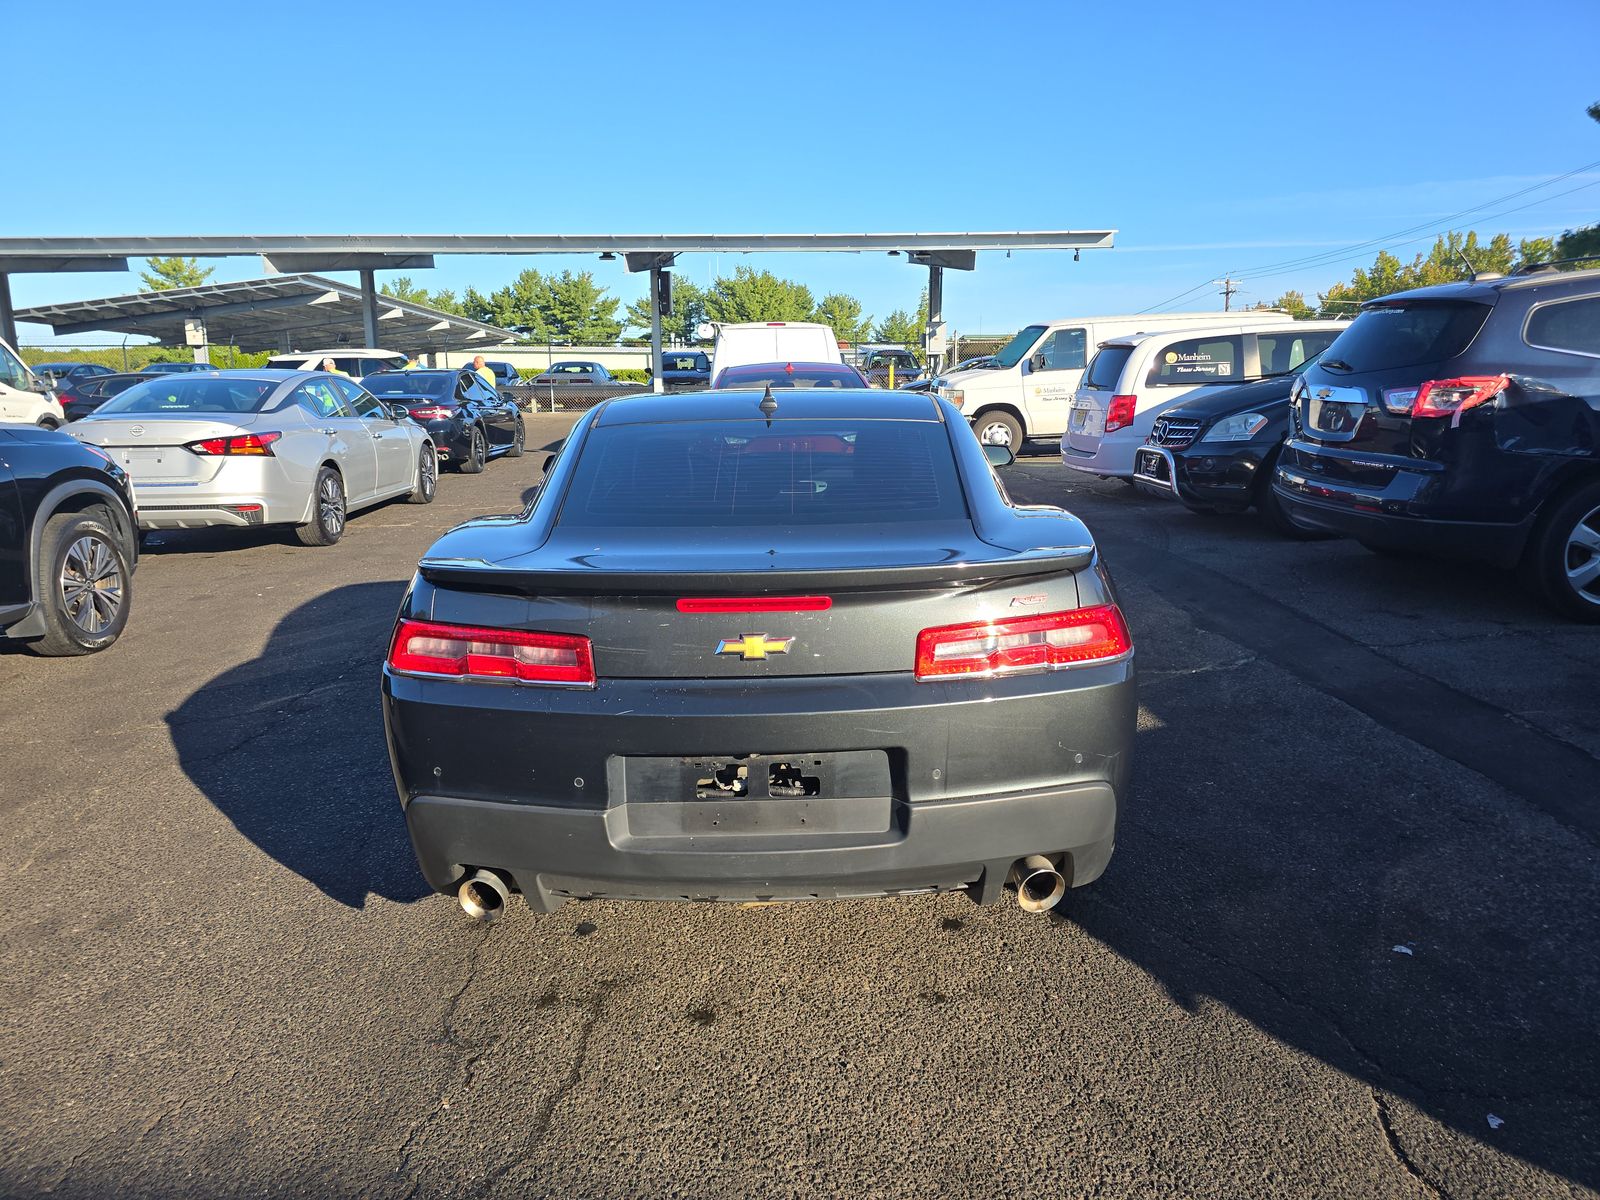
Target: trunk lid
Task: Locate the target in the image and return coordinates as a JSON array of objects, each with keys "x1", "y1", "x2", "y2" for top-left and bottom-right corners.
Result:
[
  {"x1": 421, "y1": 524, "x2": 1087, "y2": 679},
  {"x1": 71, "y1": 413, "x2": 263, "y2": 483}
]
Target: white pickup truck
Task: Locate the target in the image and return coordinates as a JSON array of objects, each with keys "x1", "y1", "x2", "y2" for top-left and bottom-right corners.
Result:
[{"x1": 937, "y1": 311, "x2": 1293, "y2": 449}]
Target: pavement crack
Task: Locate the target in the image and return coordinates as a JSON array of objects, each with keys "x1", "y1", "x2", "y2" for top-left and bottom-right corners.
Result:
[
  {"x1": 390, "y1": 924, "x2": 494, "y2": 1200},
  {"x1": 1139, "y1": 654, "x2": 1258, "y2": 682},
  {"x1": 466, "y1": 978, "x2": 627, "y2": 1199},
  {"x1": 1371, "y1": 1089, "x2": 1453, "y2": 1199}
]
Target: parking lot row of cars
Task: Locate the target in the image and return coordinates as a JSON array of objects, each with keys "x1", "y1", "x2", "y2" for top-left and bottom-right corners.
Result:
[
  {"x1": 0, "y1": 350, "x2": 534, "y2": 657},
  {"x1": 933, "y1": 265, "x2": 1600, "y2": 621}
]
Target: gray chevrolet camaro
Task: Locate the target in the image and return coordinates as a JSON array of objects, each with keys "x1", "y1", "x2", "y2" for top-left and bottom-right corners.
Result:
[{"x1": 382, "y1": 388, "x2": 1137, "y2": 920}]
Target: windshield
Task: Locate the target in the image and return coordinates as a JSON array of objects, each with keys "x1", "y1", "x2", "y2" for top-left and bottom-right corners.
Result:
[
  {"x1": 663, "y1": 355, "x2": 707, "y2": 371},
  {"x1": 560, "y1": 419, "x2": 967, "y2": 528},
  {"x1": 366, "y1": 373, "x2": 451, "y2": 399},
  {"x1": 1085, "y1": 346, "x2": 1134, "y2": 390},
  {"x1": 1320, "y1": 302, "x2": 1490, "y2": 373},
  {"x1": 95, "y1": 377, "x2": 278, "y2": 415},
  {"x1": 714, "y1": 365, "x2": 863, "y2": 389},
  {"x1": 992, "y1": 325, "x2": 1048, "y2": 369}
]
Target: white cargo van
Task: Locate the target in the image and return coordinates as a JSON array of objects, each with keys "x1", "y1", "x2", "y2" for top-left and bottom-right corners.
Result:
[
  {"x1": 1062, "y1": 320, "x2": 1348, "y2": 480},
  {"x1": 0, "y1": 337, "x2": 65, "y2": 429},
  {"x1": 264, "y1": 348, "x2": 408, "y2": 376},
  {"x1": 937, "y1": 311, "x2": 1292, "y2": 448},
  {"x1": 709, "y1": 322, "x2": 843, "y2": 385}
]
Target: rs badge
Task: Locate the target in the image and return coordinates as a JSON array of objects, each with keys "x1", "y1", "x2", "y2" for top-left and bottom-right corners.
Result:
[{"x1": 716, "y1": 634, "x2": 794, "y2": 661}]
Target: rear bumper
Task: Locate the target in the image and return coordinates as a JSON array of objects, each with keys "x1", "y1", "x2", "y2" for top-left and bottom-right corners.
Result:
[
  {"x1": 1061, "y1": 431, "x2": 1139, "y2": 479},
  {"x1": 1274, "y1": 453, "x2": 1535, "y2": 566},
  {"x1": 383, "y1": 664, "x2": 1136, "y2": 909},
  {"x1": 404, "y1": 782, "x2": 1118, "y2": 909}
]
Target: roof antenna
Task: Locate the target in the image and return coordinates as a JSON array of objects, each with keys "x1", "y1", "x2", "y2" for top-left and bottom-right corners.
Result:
[
  {"x1": 759, "y1": 384, "x2": 778, "y2": 426},
  {"x1": 1454, "y1": 244, "x2": 1479, "y2": 280}
]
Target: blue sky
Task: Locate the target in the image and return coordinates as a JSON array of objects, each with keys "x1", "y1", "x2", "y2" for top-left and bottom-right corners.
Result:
[{"x1": 8, "y1": 0, "x2": 1599, "y2": 344}]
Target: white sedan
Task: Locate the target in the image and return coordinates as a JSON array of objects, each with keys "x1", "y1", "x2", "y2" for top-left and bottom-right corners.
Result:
[{"x1": 70, "y1": 370, "x2": 437, "y2": 545}]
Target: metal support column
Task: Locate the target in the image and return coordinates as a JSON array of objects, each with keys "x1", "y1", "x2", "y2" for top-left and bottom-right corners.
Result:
[
  {"x1": 0, "y1": 274, "x2": 16, "y2": 351},
  {"x1": 359, "y1": 268, "x2": 380, "y2": 348},
  {"x1": 926, "y1": 264, "x2": 944, "y2": 373},
  {"x1": 649, "y1": 266, "x2": 665, "y2": 394}
]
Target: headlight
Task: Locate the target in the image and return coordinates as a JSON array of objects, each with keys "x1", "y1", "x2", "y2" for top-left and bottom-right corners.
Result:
[
  {"x1": 949, "y1": 389, "x2": 964, "y2": 409},
  {"x1": 1200, "y1": 412, "x2": 1269, "y2": 442}
]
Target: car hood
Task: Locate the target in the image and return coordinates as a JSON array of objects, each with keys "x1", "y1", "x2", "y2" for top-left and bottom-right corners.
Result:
[{"x1": 1160, "y1": 373, "x2": 1298, "y2": 422}]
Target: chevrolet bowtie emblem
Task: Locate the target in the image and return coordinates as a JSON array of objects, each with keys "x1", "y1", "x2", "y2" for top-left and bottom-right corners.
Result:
[{"x1": 716, "y1": 634, "x2": 794, "y2": 661}]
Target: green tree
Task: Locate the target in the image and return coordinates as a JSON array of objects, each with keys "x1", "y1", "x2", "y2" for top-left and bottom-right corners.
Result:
[
  {"x1": 625, "y1": 276, "x2": 707, "y2": 341},
  {"x1": 704, "y1": 267, "x2": 816, "y2": 323},
  {"x1": 140, "y1": 256, "x2": 212, "y2": 291},
  {"x1": 541, "y1": 270, "x2": 623, "y2": 342},
  {"x1": 382, "y1": 276, "x2": 467, "y2": 316},
  {"x1": 1258, "y1": 290, "x2": 1315, "y2": 319},
  {"x1": 873, "y1": 289, "x2": 930, "y2": 359},
  {"x1": 812, "y1": 293, "x2": 874, "y2": 344}
]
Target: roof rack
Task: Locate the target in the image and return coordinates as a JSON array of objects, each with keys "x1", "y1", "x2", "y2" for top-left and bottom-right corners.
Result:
[{"x1": 1511, "y1": 255, "x2": 1600, "y2": 275}]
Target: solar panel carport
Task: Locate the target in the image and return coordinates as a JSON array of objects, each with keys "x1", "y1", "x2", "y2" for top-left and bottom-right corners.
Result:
[{"x1": 12, "y1": 274, "x2": 515, "y2": 357}]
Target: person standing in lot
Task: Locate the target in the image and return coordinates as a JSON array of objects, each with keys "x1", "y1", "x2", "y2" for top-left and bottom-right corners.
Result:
[
  {"x1": 405, "y1": 351, "x2": 427, "y2": 370},
  {"x1": 472, "y1": 355, "x2": 494, "y2": 388},
  {"x1": 321, "y1": 358, "x2": 350, "y2": 377}
]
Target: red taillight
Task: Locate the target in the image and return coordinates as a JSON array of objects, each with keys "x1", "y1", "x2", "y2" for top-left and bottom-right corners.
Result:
[
  {"x1": 387, "y1": 620, "x2": 595, "y2": 687},
  {"x1": 676, "y1": 596, "x2": 832, "y2": 614},
  {"x1": 186, "y1": 432, "x2": 281, "y2": 456},
  {"x1": 914, "y1": 606, "x2": 1132, "y2": 681},
  {"x1": 1411, "y1": 375, "x2": 1508, "y2": 420},
  {"x1": 1104, "y1": 395, "x2": 1138, "y2": 433},
  {"x1": 406, "y1": 406, "x2": 454, "y2": 420}
]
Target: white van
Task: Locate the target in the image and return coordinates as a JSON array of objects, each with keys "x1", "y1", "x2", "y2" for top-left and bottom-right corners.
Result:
[
  {"x1": 265, "y1": 348, "x2": 408, "y2": 377},
  {"x1": 0, "y1": 338, "x2": 66, "y2": 429},
  {"x1": 937, "y1": 311, "x2": 1294, "y2": 449},
  {"x1": 1062, "y1": 320, "x2": 1348, "y2": 480},
  {"x1": 709, "y1": 322, "x2": 843, "y2": 385}
]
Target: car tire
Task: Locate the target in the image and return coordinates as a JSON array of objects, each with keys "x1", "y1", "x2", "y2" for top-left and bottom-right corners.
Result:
[
  {"x1": 295, "y1": 467, "x2": 346, "y2": 546},
  {"x1": 406, "y1": 445, "x2": 437, "y2": 505},
  {"x1": 37, "y1": 416, "x2": 60, "y2": 431},
  {"x1": 972, "y1": 410, "x2": 1023, "y2": 451},
  {"x1": 458, "y1": 426, "x2": 487, "y2": 474},
  {"x1": 1526, "y1": 479, "x2": 1600, "y2": 623},
  {"x1": 28, "y1": 508, "x2": 133, "y2": 656},
  {"x1": 1256, "y1": 451, "x2": 1333, "y2": 540},
  {"x1": 507, "y1": 421, "x2": 525, "y2": 458}
]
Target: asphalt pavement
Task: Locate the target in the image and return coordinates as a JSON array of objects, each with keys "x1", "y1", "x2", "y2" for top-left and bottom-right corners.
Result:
[{"x1": 2, "y1": 417, "x2": 1596, "y2": 1199}]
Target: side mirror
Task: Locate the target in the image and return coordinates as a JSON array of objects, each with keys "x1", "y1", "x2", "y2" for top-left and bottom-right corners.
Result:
[
  {"x1": 1029, "y1": 352, "x2": 1047, "y2": 372},
  {"x1": 983, "y1": 443, "x2": 1015, "y2": 469}
]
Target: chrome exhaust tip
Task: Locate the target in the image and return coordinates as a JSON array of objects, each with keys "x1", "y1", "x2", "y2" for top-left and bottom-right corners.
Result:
[
  {"x1": 457, "y1": 869, "x2": 512, "y2": 922},
  {"x1": 1007, "y1": 855, "x2": 1066, "y2": 913}
]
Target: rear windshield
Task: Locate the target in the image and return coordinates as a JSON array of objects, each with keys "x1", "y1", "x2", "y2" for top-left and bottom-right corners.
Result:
[
  {"x1": 1084, "y1": 346, "x2": 1134, "y2": 389},
  {"x1": 1321, "y1": 302, "x2": 1491, "y2": 372},
  {"x1": 715, "y1": 365, "x2": 861, "y2": 389},
  {"x1": 96, "y1": 377, "x2": 278, "y2": 414},
  {"x1": 663, "y1": 354, "x2": 707, "y2": 370},
  {"x1": 366, "y1": 373, "x2": 451, "y2": 398},
  {"x1": 559, "y1": 419, "x2": 967, "y2": 528}
]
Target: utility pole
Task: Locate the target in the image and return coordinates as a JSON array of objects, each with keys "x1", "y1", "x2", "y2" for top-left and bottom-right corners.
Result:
[{"x1": 1218, "y1": 276, "x2": 1238, "y2": 312}]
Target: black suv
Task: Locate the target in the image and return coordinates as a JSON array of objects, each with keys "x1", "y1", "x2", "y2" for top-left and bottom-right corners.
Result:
[
  {"x1": 1274, "y1": 267, "x2": 1600, "y2": 620},
  {"x1": 0, "y1": 426, "x2": 138, "y2": 655}
]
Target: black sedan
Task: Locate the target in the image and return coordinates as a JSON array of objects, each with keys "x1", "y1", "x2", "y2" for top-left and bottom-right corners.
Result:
[
  {"x1": 365, "y1": 369, "x2": 524, "y2": 472},
  {"x1": 0, "y1": 425, "x2": 138, "y2": 656},
  {"x1": 1131, "y1": 368, "x2": 1318, "y2": 536},
  {"x1": 58, "y1": 371, "x2": 155, "y2": 422},
  {"x1": 383, "y1": 388, "x2": 1136, "y2": 921}
]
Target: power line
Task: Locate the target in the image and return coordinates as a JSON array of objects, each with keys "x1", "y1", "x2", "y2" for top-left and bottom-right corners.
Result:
[{"x1": 1140, "y1": 158, "x2": 1600, "y2": 313}]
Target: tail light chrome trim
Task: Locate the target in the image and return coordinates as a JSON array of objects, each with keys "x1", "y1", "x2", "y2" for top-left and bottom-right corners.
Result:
[
  {"x1": 915, "y1": 606, "x2": 1132, "y2": 681},
  {"x1": 388, "y1": 619, "x2": 596, "y2": 688}
]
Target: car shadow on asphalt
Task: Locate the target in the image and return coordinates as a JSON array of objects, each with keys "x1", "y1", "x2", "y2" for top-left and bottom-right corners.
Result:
[
  {"x1": 1047, "y1": 632, "x2": 1600, "y2": 1192},
  {"x1": 165, "y1": 580, "x2": 431, "y2": 909}
]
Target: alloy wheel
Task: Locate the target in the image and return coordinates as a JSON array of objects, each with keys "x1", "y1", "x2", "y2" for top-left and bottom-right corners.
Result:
[
  {"x1": 1564, "y1": 503, "x2": 1600, "y2": 606},
  {"x1": 421, "y1": 449, "x2": 437, "y2": 498},
  {"x1": 320, "y1": 474, "x2": 345, "y2": 535},
  {"x1": 59, "y1": 534, "x2": 124, "y2": 635}
]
